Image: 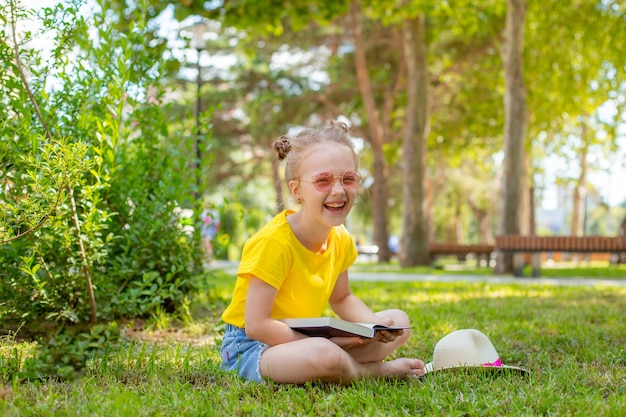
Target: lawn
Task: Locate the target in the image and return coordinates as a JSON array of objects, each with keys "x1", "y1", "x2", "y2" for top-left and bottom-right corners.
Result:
[{"x1": 1, "y1": 267, "x2": 625, "y2": 416}]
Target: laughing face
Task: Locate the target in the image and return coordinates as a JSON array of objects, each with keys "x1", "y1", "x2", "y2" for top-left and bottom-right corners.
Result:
[{"x1": 289, "y1": 143, "x2": 359, "y2": 229}]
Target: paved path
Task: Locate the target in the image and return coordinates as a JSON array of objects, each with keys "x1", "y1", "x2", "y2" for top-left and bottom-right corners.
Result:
[
  {"x1": 349, "y1": 271, "x2": 626, "y2": 287},
  {"x1": 208, "y1": 260, "x2": 626, "y2": 287}
]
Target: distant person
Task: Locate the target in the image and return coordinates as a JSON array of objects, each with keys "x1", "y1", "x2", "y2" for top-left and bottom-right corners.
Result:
[
  {"x1": 388, "y1": 235, "x2": 400, "y2": 255},
  {"x1": 200, "y1": 208, "x2": 220, "y2": 262},
  {"x1": 220, "y1": 119, "x2": 425, "y2": 384}
]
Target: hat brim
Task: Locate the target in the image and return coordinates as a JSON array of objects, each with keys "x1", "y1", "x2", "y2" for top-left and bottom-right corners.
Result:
[{"x1": 423, "y1": 362, "x2": 529, "y2": 376}]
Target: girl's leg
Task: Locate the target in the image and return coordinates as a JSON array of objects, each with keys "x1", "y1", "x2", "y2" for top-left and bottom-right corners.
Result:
[
  {"x1": 259, "y1": 309, "x2": 424, "y2": 385},
  {"x1": 346, "y1": 308, "x2": 412, "y2": 363},
  {"x1": 260, "y1": 337, "x2": 423, "y2": 385}
]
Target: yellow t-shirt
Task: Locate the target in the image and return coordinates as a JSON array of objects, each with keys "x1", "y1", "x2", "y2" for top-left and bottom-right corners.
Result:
[{"x1": 221, "y1": 210, "x2": 358, "y2": 328}]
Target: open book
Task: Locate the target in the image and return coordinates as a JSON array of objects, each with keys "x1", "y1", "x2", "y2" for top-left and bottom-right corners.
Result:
[{"x1": 281, "y1": 317, "x2": 411, "y2": 339}]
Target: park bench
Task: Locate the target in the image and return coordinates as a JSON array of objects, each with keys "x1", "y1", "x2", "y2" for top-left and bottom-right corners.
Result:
[{"x1": 494, "y1": 235, "x2": 626, "y2": 276}]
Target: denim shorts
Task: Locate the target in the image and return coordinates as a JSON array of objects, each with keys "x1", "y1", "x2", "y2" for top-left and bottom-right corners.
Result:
[{"x1": 221, "y1": 324, "x2": 269, "y2": 383}]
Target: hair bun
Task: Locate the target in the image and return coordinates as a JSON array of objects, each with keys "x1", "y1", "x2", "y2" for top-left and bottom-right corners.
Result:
[
  {"x1": 273, "y1": 135, "x2": 292, "y2": 161},
  {"x1": 325, "y1": 119, "x2": 348, "y2": 134}
]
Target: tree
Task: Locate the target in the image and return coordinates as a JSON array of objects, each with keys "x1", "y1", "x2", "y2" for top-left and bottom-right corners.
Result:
[
  {"x1": 369, "y1": 0, "x2": 507, "y2": 261},
  {"x1": 346, "y1": 2, "x2": 394, "y2": 261},
  {"x1": 495, "y1": 0, "x2": 528, "y2": 274},
  {"x1": 524, "y1": 0, "x2": 626, "y2": 240},
  {"x1": 102, "y1": 0, "x2": 626, "y2": 270},
  {"x1": 399, "y1": 12, "x2": 430, "y2": 266}
]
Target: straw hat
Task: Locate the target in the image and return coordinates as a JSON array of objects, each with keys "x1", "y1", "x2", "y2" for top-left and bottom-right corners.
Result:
[{"x1": 423, "y1": 329, "x2": 529, "y2": 375}]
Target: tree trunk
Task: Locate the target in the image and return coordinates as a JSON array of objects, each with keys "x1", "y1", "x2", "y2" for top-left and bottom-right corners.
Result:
[
  {"x1": 520, "y1": 152, "x2": 531, "y2": 236},
  {"x1": 400, "y1": 13, "x2": 430, "y2": 267},
  {"x1": 425, "y1": 177, "x2": 435, "y2": 243},
  {"x1": 469, "y1": 203, "x2": 493, "y2": 244},
  {"x1": 526, "y1": 156, "x2": 541, "y2": 276},
  {"x1": 455, "y1": 196, "x2": 463, "y2": 243},
  {"x1": 571, "y1": 119, "x2": 589, "y2": 237},
  {"x1": 495, "y1": 0, "x2": 528, "y2": 275},
  {"x1": 349, "y1": 2, "x2": 391, "y2": 262},
  {"x1": 612, "y1": 215, "x2": 626, "y2": 264}
]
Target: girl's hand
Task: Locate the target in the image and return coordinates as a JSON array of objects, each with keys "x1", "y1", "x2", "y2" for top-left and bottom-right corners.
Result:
[
  {"x1": 329, "y1": 329, "x2": 403, "y2": 349},
  {"x1": 329, "y1": 336, "x2": 372, "y2": 349},
  {"x1": 374, "y1": 329, "x2": 404, "y2": 344},
  {"x1": 371, "y1": 316, "x2": 404, "y2": 344}
]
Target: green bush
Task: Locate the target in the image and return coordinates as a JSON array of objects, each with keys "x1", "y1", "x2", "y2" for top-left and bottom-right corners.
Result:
[
  {"x1": 1, "y1": 323, "x2": 122, "y2": 381},
  {"x1": 0, "y1": 1, "x2": 202, "y2": 328}
]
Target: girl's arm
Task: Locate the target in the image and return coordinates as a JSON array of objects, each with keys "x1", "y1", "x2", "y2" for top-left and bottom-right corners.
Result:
[
  {"x1": 329, "y1": 271, "x2": 391, "y2": 326},
  {"x1": 330, "y1": 271, "x2": 404, "y2": 345},
  {"x1": 244, "y1": 276, "x2": 307, "y2": 346}
]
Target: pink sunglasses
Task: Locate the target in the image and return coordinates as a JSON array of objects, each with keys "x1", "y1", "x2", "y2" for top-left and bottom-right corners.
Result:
[{"x1": 298, "y1": 170, "x2": 362, "y2": 192}]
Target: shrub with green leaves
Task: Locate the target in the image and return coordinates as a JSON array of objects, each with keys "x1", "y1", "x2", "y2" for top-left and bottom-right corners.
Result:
[{"x1": 0, "y1": 1, "x2": 202, "y2": 328}]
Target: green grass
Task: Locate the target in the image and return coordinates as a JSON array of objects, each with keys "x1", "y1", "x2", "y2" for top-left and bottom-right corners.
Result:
[{"x1": 2, "y1": 268, "x2": 625, "y2": 416}]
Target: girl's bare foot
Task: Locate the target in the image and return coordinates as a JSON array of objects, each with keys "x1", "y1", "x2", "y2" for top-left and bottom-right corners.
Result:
[{"x1": 377, "y1": 358, "x2": 426, "y2": 379}]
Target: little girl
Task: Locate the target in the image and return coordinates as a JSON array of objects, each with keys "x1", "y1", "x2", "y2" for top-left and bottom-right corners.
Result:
[{"x1": 220, "y1": 120, "x2": 425, "y2": 384}]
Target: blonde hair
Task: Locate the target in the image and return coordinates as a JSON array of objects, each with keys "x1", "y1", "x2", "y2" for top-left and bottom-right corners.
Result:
[{"x1": 272, "y1": 119, "x2": 359, "y2": 184}]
